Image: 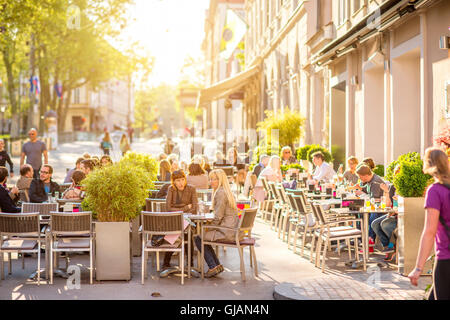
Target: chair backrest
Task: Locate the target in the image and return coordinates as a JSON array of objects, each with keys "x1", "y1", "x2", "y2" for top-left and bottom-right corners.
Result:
[
  {"x1": 148, "y1": 189, "x2": 160, "y2": 198},
  {"x1": 141, "y1": 211, "x2": 184, "y2": 236},
  {"x1": 293, "y1": 195, "x2": 306, "y2": 215},
  {"x1": 268, "y1": 182, "x2": 279, "y2": 201},
  {"x1": 0, "y1": 213, "x2": 40, "y2": 236},
  {"x1": 278, "y1": 186, "x2": 290, "y2": 204},
  {"x1": 145, "y1": 198, "x2": 166, "y2": 212},
  {"x1": 311, "y1": 203, "x2": 326, "y2": 225},
  {"x1": 22, "y1": 202, "x2": 59, "y2": 215},
  {"x1": 287, "y1": 193, "x2": 299, "y2": 213},
  {"x1": 238, "y1": 208, "x2": 258, "y2": 232},
  {"x1": 50, "y1": 211, "x2": 92, "y2": 235}
]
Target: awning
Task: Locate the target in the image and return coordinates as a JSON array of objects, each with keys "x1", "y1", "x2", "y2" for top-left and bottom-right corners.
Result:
[{"x1": 196, "y1": 64, "x2": 260, "y2": 108}]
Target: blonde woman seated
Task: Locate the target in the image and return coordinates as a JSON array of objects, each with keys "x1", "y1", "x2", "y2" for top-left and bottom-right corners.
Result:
[
  {"x1": 187, "y1": 163, "x2": 209, "y2": 189},
  {"x1": 62, "y1": 170, "x2": 86, "y2": 200},
  {"x1": 253, "y1": 155, "x2": 283, "y2": 203},
  {"x1": 194, "y1": 169, "x2": 242, "y2": 278}
]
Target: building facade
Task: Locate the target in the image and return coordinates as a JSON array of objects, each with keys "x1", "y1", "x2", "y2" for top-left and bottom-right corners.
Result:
[
  {"x1": 64, "y1": 78, "x2": 134, "y2": 134},
  {"x1": 200, "y1": 0, "x2": 247, "y2": 139},
  {"x1": 242, "y1": 0, "x2": 450, "y2": 168}
]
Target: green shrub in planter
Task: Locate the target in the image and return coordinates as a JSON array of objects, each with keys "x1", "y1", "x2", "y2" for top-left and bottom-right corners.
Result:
[
  {"x1": 306, "y1": 145, "x2": 333, "y2": 164},
  {"x1": 373, "y1": 164, "x2": 385, "y2": 177},
  {"x1": 82, "y1": 162, "x2": 153, "y2": 222},
  {"x1": 385, "y1": 152, "x2": 421, "y2": 183},
  {"x1": 120, "y1": 152, "x2": 158, "y2": 183},
  {"x1": 392, "y1": 154, "x2": 432, "y2": 198},
  {"x1": 297, "y1": 145, "x2": 313, "y2": 161}
]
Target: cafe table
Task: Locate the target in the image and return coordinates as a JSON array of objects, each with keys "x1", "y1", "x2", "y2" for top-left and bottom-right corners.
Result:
[
  {"x1": 329, "y1": 207, "x2": 397, "y2": 260},
  {"x1": 314, "y1": 198, "x2": 342, "y2": 209},
  {"x1": 159, "y1": 212, "x2": 215, "y2": 279}
]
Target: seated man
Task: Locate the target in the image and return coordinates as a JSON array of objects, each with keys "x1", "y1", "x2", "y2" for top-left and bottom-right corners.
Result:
[
  {"x1": 309, "y1": 151, "x2": 336, "y2": 183},
  {"x1": 355, "y1": 164, "x2": 386, "y2": 244},
  {"x1": 0, "y1": 166, "x2": 21, "y2": 213},
  {"x1": 80, "y1": 159, "x2": 95, "y2": 176},
  {"x1": 16, "y1": 164, "x2": 34, "y2": 202},
  {"x1": 29, "y1": 164, "x2": 60, "y2": 203},
  {"x1": 252, "y1": 154, "x2": 269, "y2": 178}
]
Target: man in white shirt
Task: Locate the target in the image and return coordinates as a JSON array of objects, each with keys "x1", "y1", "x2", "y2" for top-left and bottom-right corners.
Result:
[{"x1": 308, "y1": 151, "x2": 336, "y2": 183}]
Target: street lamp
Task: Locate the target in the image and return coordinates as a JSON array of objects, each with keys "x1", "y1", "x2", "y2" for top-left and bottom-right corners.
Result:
[{"x1": 0, "y1": 106, "x2": 6, "y2": 135}]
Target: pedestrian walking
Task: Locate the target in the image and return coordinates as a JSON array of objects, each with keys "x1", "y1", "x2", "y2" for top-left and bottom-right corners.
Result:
[
  {"x1": 0, "y1": 139, "x2": 14, "y2": 177},
  {"x1": 119, "y1": 133, "x2": 131, "y2": 156},
  {"x1": 20, "y1": 128, "x2": 48, "y2": 179},
  {"x1": 408, "y1": 147, "x2": 450, "y2": 300},
  {"x1": 100, "y1": 131, "x2": 113, "y2": 155}
]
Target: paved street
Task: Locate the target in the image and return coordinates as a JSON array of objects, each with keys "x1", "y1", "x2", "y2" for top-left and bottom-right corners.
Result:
[{"x1": 1, "y1": 139, "x2": 431, "y2": 300}]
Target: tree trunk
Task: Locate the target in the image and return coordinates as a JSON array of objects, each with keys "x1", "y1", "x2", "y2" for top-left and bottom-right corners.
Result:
[{"x1": 58, "y1": 88, "x2": 71, "y2": 133}]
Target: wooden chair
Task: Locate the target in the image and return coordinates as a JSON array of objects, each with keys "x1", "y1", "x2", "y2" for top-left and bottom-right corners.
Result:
[
  {"x1": 290, "y1": 193, "x2": 322, "y2": 258},
  {"x1": 200, "y1": 208, "x2": 258, "y2": 282},
  {"x1": 259, "y1": 177, "x2": 275, "y2": 222},
  {"x1": 268, "y1": 182, "x2": 283, "y2": 230},
  {"x1": 140, "y1": 211, "x2": 188, "y2": 285},
  {"x1": 311, "y1": 203, "x2": 366, "y2": 272},
  {"x1": 48, "y1": 211, "x2": 94, "y2": 284},
  {"x1": 276, "y1": 186, "x2": 293, "y2": 241},
  {"x1": 0, "y1": 213, "x2": 42, "y2": 285}
]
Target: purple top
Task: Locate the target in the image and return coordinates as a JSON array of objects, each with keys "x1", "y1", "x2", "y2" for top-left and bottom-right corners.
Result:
[{"x1": 424, "y1": 183, "x2": 450, "y2": 260}]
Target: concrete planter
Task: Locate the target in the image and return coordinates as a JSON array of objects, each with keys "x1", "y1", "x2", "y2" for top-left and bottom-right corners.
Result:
[
  {"x1": 95, "y1": 221, "x2": 131, "y2": 281},
  {"x1": 397, "y1": 196, "x2": 433, "y2": 276}
]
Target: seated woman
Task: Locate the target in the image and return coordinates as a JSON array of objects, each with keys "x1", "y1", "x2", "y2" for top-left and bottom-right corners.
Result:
[
  {"x1": 62, "y1": 170, "x2": 86, "y2": 200},
  {"x1": 343, "y1": 156, "x2": 359, "y2": 185},
  {"x1": 194, "y1": 169, "x2": 242, "y2": 277},
  {"x1": 226, "y1": 147, "x2": 245, "y2": 170},
  {"x1": 163, "y1": 170, "x2": 198, "y2": 269},
  {"x1": 0, "y1": 167, "x2": 20, "y2": 213},
  {"x1": 201, "y1": 155, "x2": 212, "y2": 174},
  {"x1": 187, "y1": 163, "x2": 209, "y2": 189},
  {"x1": 280, "y1": 146, "x2": 298, "y2": 165},
  {"x1": 158, "y1": 159, "x2": 172, "y2": 181}
]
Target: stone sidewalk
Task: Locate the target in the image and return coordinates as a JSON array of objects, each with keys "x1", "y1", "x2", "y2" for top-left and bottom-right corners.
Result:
[{"x1": 0, "y1": 217, "x2": 430, "y2": 300}]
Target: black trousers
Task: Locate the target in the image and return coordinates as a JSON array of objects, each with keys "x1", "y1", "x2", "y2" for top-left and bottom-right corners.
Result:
[{"x1": 428, "y1": 259, "x2": 450, "y2": 300}]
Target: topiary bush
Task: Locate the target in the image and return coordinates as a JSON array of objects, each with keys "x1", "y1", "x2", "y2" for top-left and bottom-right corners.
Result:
[
  {"x1": 385, "y1": 152, "x2": 421, "y2": 183},
  {"x1": 120, "y1": 152, "x2": 158, "y2": 183},
  {"x1": 392, "y1": 155, "x2": 432, "y2": 198},
  {"x1": 331, "y1": 144, "x2": 345, "y2": 170},
  {"x1": 373, "y1": 164, "x2": 385, "y2": 177},
  {"x1": 306, "y1": 145, "x2": 333, "y2": 164},
  {"x1": 82, "y1": 162, "x2": 153, "y2": 222},
  {"x1": 297, "y1": 145, "x2": 313, "y2": 161}
]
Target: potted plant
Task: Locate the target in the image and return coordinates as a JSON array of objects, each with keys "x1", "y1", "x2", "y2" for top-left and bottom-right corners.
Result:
[
  {"x1": 119, "y1": 152, "x2": 158, "y2": 257},
  {"x1": 391, "y1": 152, "x2": 434, "y2": 275},
  {"x1": 82, "y1": 161, "x2": 153, "y2": 280}
]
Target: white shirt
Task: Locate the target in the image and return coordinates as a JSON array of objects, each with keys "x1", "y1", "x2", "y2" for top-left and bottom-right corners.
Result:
[{"x1": 312, "y1": 162, "x2": 336, "y2": 182}]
